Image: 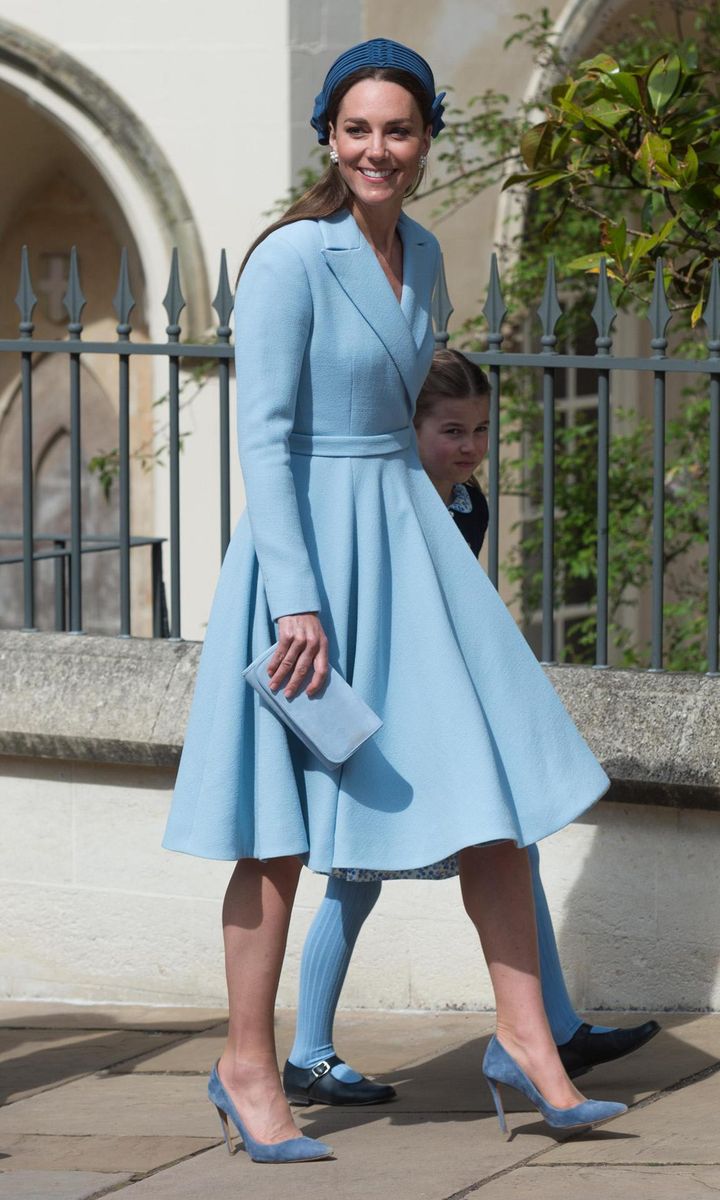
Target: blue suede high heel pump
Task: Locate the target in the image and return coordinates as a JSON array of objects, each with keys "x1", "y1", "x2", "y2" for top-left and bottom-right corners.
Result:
[
  {"x1": 208, "y1": 1063, "x2": 333, "y2": 1163},
  {"x1": 482, "y1": 1036, "x2": 627, "y2": 1138}
]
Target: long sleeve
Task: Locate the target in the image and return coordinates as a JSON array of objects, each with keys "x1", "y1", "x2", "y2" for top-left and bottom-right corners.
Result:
[{"x1": 234, "y1": 234, "x2": 322, "y2": 621}]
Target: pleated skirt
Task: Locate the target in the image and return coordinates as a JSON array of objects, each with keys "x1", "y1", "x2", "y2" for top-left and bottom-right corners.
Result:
[{"x1": 163, "y1": 436, "x2": 609, "y2": 874}]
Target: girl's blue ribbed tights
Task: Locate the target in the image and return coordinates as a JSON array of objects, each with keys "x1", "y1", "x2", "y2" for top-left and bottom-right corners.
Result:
[{"x1": 288, "y1": 875, "x2": 382, "y2": 1080}]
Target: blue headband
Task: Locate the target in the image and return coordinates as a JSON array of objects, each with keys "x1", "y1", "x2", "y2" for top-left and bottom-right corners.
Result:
[{"x1": 311, "y1": 38, "x2": 446, "y2": 145}]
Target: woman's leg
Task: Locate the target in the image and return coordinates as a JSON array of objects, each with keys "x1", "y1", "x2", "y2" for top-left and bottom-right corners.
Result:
[
  {"x1": 458, "y1": 842, "x2": 583, "y2": 1108},
  {"x1": 528, "y1": 844, "x2": 583, "y2": 1046},
  {"x1": 289, "y1": 877, "x2": 382, "y2": 1079},
  {"x1": 217, "y1": 855, "x2": 304, "y2": 1144}
]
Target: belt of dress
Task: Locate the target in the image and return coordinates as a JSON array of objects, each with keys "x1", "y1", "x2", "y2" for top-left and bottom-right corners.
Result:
[{"x1": 288, "y1": 428, "x2": 412, "y2": 458}]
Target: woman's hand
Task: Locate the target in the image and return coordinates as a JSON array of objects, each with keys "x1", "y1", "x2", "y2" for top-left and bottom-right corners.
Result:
[{"x1": 267, "y1": 613, "x2": 329, "y2": 699}]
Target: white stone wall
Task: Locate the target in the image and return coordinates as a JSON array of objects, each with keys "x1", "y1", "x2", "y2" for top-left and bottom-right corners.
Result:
[{"x1": 2, "y1": 755, "x2": 719, "y2": 1012}]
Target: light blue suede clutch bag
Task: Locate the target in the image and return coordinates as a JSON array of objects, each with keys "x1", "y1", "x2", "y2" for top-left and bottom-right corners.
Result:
[{"x1": 243, "y1": 644, "x2": 383, "y2": 771}]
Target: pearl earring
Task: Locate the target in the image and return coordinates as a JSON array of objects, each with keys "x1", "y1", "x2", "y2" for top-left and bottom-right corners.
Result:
[
  {"x1": 330, "y1": 149, "x2": 339, "y2": 165},
  {"x1": 419, "y1": 154, "x2": 428, "y2": 170}
]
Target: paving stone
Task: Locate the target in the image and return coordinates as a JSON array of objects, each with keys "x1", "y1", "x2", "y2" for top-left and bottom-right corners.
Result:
[
  {"x1": 551, "y1": 1015, "x2": 720, "y2": 1108},
  {"x1": 478, "y1": 1165, "x2": 720, "y2": 1199},
  {"x1": 0, "y1": 1171, "x2": 133, "y2": 1199},
  {"x1": 0, "y1": 1133, "x2": 219, "y2": 1173},
  {"x1": 107, "y1": 1025, "x2": 226, "y2": 1076},
  {"x1": 0, "y1": 1029, "x2": 179, "y2": 1103},
  {"x1": 0, "y1": 1002, "x2": 226, "y2": 1032},
  {"x1": 0, "y1": 1074, "x2": 221, "y2": 1138},
  {"x1": 313, "y1": 1010, "x2": 497, "y2": 1073},
  {"x1": 539, "y1": 1068, "x2": 720, "y2": 1165},
  {"x1": 102, "y1": 1113, "x2": 553, "y2": 1200},
  {"x1": 114, "y1": 1009, "x2": 494, "y2": 1080}
]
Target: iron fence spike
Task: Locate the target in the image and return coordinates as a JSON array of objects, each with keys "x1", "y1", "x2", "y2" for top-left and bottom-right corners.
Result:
[
  {"x1": 212, "y1": 249, "x2": 234, "y2": 330},
  {"x1": 591, "y1": 258, "x2": 617, "y2": 349},
  {"x1": 63, "y1": 246, "x2": 87, "y2": 329},
  {"x1": 648, "y1": 257, "x2": 671, "y2": 351},
  {"x1": 482, "y1": 253, "x2": 507, "y2": 344},
  {"x1": 14, "y1": 246, "x2": 37, "y2": 330},
  {"x1": 537, "y1": 257, "x2": 562, "y2": 348},
  {"x1": 113, "y1": 248, "x2": 136, "y2": 330},
  {"x1": 431, "y1": 252, "x2": 454, "y2": 340},
  {"x1": 703, "y1": 259, "x2": 720, "y2": 352},
  {"x1": 162, "y1": 248, "x2": 186, "y2": 332}
]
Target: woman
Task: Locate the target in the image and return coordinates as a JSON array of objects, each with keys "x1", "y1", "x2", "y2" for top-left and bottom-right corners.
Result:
[
  {"x1": 284, "y1": 350, "x2": 659, "y2": 1108},
  {"x1": 164, "y1": 39, "x2": 626, "y2": 1162}
]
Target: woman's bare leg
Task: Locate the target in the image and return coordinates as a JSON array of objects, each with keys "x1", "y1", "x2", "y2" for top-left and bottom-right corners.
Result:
[
  {"x1": 458, "y1": 842, "x2": 583, "y2": 1109},
  {"x1": 217, "y1": 855, "x2": 303, "y2": 1143}
]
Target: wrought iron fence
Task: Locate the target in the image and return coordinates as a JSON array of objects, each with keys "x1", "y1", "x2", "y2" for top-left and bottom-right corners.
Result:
[
  {"x1": 1, "y1": 244, "x2": 719, "y2": 674},
  {"x1": 433, "y1": 253, "x2": 720, "y2": 677},
  {"x1": 1, "y1": 246, "x2": 234, "y2": 640}
]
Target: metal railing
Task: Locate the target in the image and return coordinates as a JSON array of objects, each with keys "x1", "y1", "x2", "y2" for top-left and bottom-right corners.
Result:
[
  {"x1": 433, "y1": 253, "x2": 720, "y2": 676},
  {"x1": 1, "y1": 244, "x2": 719, "y2": 673},
  {"x1": 0, "y1": 533, "x2": 168, "y2": 637},
  {"x1": 1, "y1": 245, "x2": 234, "y2": 640}
]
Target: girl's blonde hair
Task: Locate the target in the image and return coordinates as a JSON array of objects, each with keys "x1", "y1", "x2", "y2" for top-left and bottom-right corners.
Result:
[{"x1": 414, "y1": 349, "x2": 489, "y2": 426}]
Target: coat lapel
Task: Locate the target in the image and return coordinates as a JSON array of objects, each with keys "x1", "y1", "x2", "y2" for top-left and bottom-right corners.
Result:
[{"x1": 319, "y1": 209, "x2": 436, "y2": 403}]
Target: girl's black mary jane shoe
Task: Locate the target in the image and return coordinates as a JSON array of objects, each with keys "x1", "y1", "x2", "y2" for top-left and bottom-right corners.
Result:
[{"x1": 283, "y1": 1055, "x2": 396, "y2": 1106}]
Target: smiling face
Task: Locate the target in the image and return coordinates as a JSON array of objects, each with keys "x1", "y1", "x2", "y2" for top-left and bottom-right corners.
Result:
[
  {"x1": 415, "y1": 395, "x2": 491, "y2": 495},
  {"x1": 328, "y1": 78, "x2": 432, "y2": 212}
]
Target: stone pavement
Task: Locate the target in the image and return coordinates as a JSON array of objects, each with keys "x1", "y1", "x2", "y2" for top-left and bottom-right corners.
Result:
[{"x1": 1, "y1": 1003, "x2": 719, "y2": 1199}]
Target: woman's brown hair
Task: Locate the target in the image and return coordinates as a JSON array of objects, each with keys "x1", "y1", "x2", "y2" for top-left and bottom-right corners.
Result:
[
  {"x1": 414, "y1": 349, "x2": 490, "y2": 426},
  {"x1": 237, "y1": 66, "x2": 433, "y2": 278}
]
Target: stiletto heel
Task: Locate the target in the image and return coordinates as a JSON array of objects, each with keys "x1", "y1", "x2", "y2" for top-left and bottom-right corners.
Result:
[
  {"x1": 482, "y1": 1036, "x2": 627, "y2": 1137},
  {"x1": 215, "y1": 1105, "x2": 233, "y2": 1155},
  {"x1": 207, "y1": 1063, "x2": 333, "y2": 1164},
  {"x1": 485, "y1": 1076, "x2": 509, "y2": 1139}
]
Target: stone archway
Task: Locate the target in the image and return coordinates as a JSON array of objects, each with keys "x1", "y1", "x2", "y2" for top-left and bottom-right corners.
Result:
[
  {"x1": 0, "y1": 16, "x2": 209, "y2": 335},
  {"x1": 0, "y1": 93, "x2": 163, "y2": 634}
]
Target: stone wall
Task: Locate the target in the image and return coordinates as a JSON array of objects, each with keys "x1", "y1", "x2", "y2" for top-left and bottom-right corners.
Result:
[{"x1": 2, "y1": 631, "x2": 720, "y2": 1011}]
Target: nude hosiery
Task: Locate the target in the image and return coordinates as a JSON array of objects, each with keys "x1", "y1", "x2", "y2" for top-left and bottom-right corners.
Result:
[
  {"x1": 528, "y1": 844, "x2": 583, "y2": 1046},
  {"x1": 217, "y1": 854, "x2": 303, "y2": 1145},
  {"x1": 458, "y1": 842, "x2": 584, "y2": 1109}
]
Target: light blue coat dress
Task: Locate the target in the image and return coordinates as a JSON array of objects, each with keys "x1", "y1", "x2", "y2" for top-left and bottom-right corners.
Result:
[{"x1": 163, "y1": 207, "x2": 609, "y2": 875}]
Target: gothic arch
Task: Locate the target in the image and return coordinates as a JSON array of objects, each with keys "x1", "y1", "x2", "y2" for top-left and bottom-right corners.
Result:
[{"x1": 0, "y1": 16, "x2": 209, "y2": 335}]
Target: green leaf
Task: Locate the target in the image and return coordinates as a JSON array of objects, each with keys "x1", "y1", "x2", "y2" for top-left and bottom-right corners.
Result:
[
  {"x1": 681, "y1": 144, "x2": 699, "y2": 185},
  {"x1": 583, "y1": 98, "x2": 632, "y2": 127},
  {"x1": 565, "y1": 253, "x2": 612, "y2": 271},
  {"x1": 697, "y1": 145, "x2": 720, "y2": 164},
  {"x1": 520, "y1": 121, "x2": 555, "y2": 169},
  {"x1": 684, "y1": 181, "x2": 718, "y2": 212},
  {"x1": 565, "y1": 255, "x2": 623, "y2": 280},
  {"x1": 578, "y1": 53, "x2": 620, "y2": 75},
  {"x1": 551, "y1": 79, "x2": 578, "y2": 107},
  {"x1": 557, "y1": 96, "x2": 587, "y2": 124},
  {"x1": 607, "y1": 72, "x2": 643, "y2": 108},
  {"x1": 628, "y1": 216, "x2": 679, "y2": 271},
  {"x1": 530, "y1": 171, "x2": 572, "y2": 188},
  {"x1": 635, "y1": 131, "x2": 673, "y2": 181},
  {"x1": 647, "y1": 53, "x2": 682, "y2": 112},
  {"x1": 691, "y1": 294, "x2": 704, "y2": 327},
  {"x1": 501, "y1": 169, "x2": 571, "y2": 191},
  {"x1": 608, "y1": 217, "x2": 627, "y2": 263}
]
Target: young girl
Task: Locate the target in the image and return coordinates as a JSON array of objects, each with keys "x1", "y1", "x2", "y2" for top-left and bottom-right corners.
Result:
[{"x1": 283, "y1": 349, "x2": 659, "y2": 1107}]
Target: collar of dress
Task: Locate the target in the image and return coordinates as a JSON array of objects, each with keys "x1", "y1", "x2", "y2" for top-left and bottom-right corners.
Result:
[
  {"x1": 448, "y1": 482, "x2": 473, "y2": 514},
  {"x1": 318, "y1": 207, "x2": 436, "y2": 404}
]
